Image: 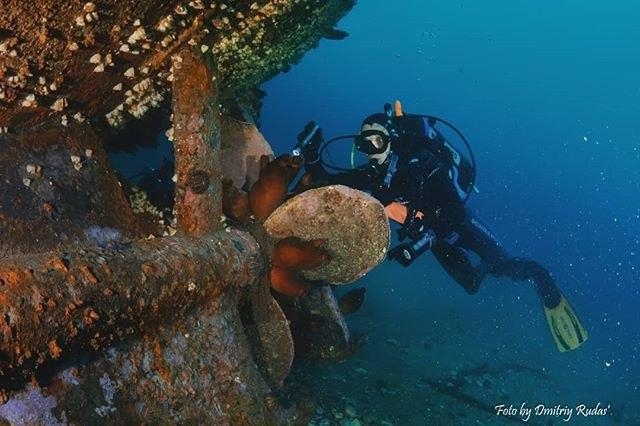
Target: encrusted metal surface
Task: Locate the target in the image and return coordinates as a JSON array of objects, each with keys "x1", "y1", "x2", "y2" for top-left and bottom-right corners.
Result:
[
  {"x1": 220, "y1": 116, "x2": 273, "y2": 190},
  {"x1": 0, "y1": 229, "x2": 262, "y2": 390},
  {"x1": 172, "y1": 48, "x2": 221, "y2": 235},
  {"x1": 264, "y1": 185, "x2": 390, "y2": 284},
  {"x1": 0, "y1": 120, "x2": 139, "y2": 255},
  {"x1": 0, "y1": 2, "x2": 358, "y2": 421},
  {"x1": 242, "y1": 276, "x2": 294, "y2": 389}
]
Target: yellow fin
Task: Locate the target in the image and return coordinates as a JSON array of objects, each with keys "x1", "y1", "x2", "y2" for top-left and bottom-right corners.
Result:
[{"x1": 544, "y1": 295, "x2": 588, "y2": 352}]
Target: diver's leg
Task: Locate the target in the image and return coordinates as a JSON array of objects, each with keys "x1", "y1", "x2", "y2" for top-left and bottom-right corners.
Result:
[
  {"x1": 498, "y1": 258, "x2": 561, "y2": 307},
  {"x1": 432, "y1": 241, "x2": 482, "y2": 294},
  {"x1": 455, "y1": 214, "x2": 587, "y2": 351},
  {"x1": 455, "y1": 214, "x2": 509, "y2": 275},
  {"x1": 457, "y1": 216, "x2": 561, "y2": 306}
]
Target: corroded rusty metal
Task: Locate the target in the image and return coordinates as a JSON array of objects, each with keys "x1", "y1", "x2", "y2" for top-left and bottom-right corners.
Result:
[
  {"x1": 186, "y1": 169, "x2": 211, "y2": 194},
  {"x1": 172, "y1": 48, "x2": 221, "y2": 236},
  {"x1": 277, "y1": 285, "x2": 351, "y2": 360},
  {"x1": 0, "y1": 294, "x2": 284, "y2": 424},
  {"x1": 241, "y1": 276, "x2": 294, "y2": 389},
  {"x1": 0, "y1": 229, "x2": 262, "y2": 390},
  {"x1": 220, "y1": 116, "x2": 274, "y2": 190},
  {"x1": 0, "y1": 2, "x2": 362, "y2": 420},
  {"x1": 0, "y1": 120, "x2": 139, "y2": 255},
  {"x1": 265, "y1": 185, "x2": 390, "y2": 284}
]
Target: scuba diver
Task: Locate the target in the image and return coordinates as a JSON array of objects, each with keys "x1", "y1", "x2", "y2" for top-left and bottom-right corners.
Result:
[{"x1": 294, "y1": 101, "x2": 588, "y2": 352}]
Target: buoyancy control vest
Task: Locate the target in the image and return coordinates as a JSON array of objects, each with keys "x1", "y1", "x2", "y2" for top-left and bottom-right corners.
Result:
[{"x1": 376, "y1": 103, "x2": 476, "y2": 201}]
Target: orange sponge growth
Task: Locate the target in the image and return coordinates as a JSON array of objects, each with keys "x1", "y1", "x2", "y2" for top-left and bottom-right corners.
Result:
[
  {"x1": 249, "y1": 154, "x2": 303, "y2": 221},
  {"x1": 271, "y1": 237, "x2": 329, "y2": 270},
  {"x1": 269, "y1": 237, "x2": 330, "y2": 297},
  {"x1": 269, "y1": 266, "x2": 311, "y2": 297},
  {"x1": 222, "y1": 179, "x2": 251, "y2": 221}
]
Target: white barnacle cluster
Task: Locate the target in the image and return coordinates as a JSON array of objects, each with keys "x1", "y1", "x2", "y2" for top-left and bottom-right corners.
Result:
[
  {"x1": 125, "y1": 77, "x2": 164, "y2": 119},
  {"x1": 21, "y1": 167, "x2": 38, "y2": 192},
  {"x1": 154, "y1": 13, "x2": 179, "y2": 50},
  {"x1": 70, "y1": 154, "x2": 83, "y2": 172},
  {"x1": 60, "y1": 113, "x2": 84, "y2": 126},
  {"x1": 1, "y1": 40, "x2": 31, "y2": 100},
  {"x1": 31, "y1": 75, "x2": 63, "y2": 111},
  {"x1": 4, "y1": 74, "x2": 26, "y2": 90},
  {"x1": 50, "y1": 97, "x2": 67, "y2": 112},
  {"x1": 209, "y1": 0, "x2": 279, "y2": 63},
  {"x1": 105, "y1": 104, "x2": 125, "y2": 127},
  {"x1": 21, "y1": 93, "x2": 37, "y2": 108},
  {"x1": 159, "y1": 218, "x2": 177, "y2": 237},
  {"x1": 189, "y1": 0, "x2": 205, "y2": 10},
  {"x1": 160, "y1": 34, "x2": 175, "y2": 48},
  {"x1": 127, "y1": 26, "x2": 149, "y2": 51},
  {"x1": 156, "y1": 15, "x2": 174, "y2": 33},
  {"x1": 76, "y1": 2, "x2": 100, "y2": 27},
  {"x1": 174, "y1": 4, "x2": 188, "y2": 15},
  {"x1": 118, "y1": 43, "x2": 138, "y2": 55},
  {"x1": 0, "y1": 37, "x2": 19, "y2": 58},
  {"x1": 129, "y1": 186, "x2": 163, "y2": 218},
  {"x1": 73, "y1": 112, "x2": 86, "y2": 123},
  {"x1": 33, "y1": 75, "x2": 59, "y2": 97},
  {"x1": 166, "y1": 54, "x2": 184, "y2": 83},
  {"x1": 220, "y1": 214, "x2": 232, "y2": 232},
  {"x1": 165, "y1": 126, "x2": 174, "y2": 142},
  {"x1": 106, "y1": 75, "x2": 165, "y2": 126},
  {"x1": 26, "y1": 164, "x2": 42, "y2": 176},
  {"x1": 89, "y1": 51, "x2": 113, "y2": 73}
]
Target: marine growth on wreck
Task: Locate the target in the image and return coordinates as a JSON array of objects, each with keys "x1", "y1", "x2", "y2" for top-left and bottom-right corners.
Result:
[{"x1": 0, "y1": 1, "x2": 395, "y2": 423}]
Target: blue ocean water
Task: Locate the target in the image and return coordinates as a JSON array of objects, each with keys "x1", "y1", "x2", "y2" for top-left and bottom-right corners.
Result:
[{"x1": 260, "y1": 1, "x2": 639, "y2": 424}]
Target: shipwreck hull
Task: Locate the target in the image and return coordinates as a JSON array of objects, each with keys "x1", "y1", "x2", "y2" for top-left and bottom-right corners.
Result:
[
  {"x1": 0, "y1": 0, "x2": 356, "y2": 129},
  {"x1": 0, "y1": 1, "x2": 380, "y2": 423}
]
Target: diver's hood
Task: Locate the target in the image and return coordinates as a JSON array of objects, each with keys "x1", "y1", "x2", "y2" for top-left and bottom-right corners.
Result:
[{"x1": 368, "y1": 143, "x2": 391, "y2": 165}]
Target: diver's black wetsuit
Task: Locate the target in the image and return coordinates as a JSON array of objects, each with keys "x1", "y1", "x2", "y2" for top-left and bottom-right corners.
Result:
[{"x1": 305, "y1": 115, "x2": 561, "y2": 308}]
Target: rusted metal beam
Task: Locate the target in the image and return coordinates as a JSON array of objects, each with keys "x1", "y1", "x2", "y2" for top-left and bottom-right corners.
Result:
[
  {"x1": 172, "y1": 48, "x2": 222, "y2": 236},
  {"x1": 0, "y1": 229, "x2": 262, "y2": 390}
]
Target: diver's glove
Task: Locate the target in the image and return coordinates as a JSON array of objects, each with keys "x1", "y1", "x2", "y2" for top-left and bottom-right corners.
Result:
[
  {"x1": 294, "y1": 121, "x2": 323, "y2": 164},
  {"x1": 388, "y1": 229, "x2": 436, "y2": 267}
]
